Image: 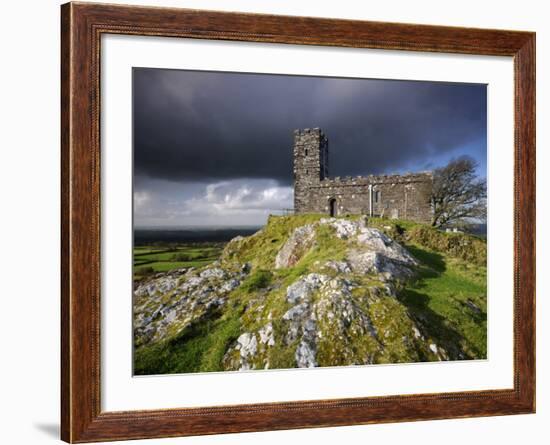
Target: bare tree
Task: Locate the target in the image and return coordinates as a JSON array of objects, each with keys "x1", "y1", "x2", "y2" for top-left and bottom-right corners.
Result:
[{"x1": 430, "y1": 157, "x2": 487, "y2": 228}]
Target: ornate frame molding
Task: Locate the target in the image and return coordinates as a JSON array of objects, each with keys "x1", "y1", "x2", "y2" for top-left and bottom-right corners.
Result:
[{"x1": 61, "y1": 2, "x2": 535, "y2": 442}]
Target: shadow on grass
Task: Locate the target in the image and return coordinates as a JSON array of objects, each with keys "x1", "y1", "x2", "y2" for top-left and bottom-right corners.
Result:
[
  {"x1": 398, "y1": 246, "x2": 482, "y2": 360},
  {"x1": 134, "y1": 316, "x2": 219, "y2": 375},
  {"x1": 398, "y1": 288, "x2": 477, "y2": 360},
  {"x1": 406, "y1": 244, "x2": 446, "y2": 276},
  {"x1": 134, "y1": 305, "x2": 243, "y2": 375}
]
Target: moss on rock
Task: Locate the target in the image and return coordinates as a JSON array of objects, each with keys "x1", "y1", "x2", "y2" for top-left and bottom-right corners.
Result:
[{"x1": 134, "y1": 214, "x2": 487, "y2": 374}]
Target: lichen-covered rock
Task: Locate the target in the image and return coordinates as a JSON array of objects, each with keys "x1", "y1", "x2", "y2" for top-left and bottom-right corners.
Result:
[
  {"x1": 135, "y1": 214, "x2": 484, "y2": 375},
  {"x1": 274, "y1": 218, "x2": 415, "y2": 283},
  {"x1": 275, "y1": 224, "x2": 316, "y2": 268},
  {"x1": 313, "y1": 277, "x2": 381, "y2": 365},
  {"x1": 286, "y1": 273, "x2": 328, "y2": 304},
  {"x1": 258, "y1": 322, "x2": 275, "y2": 346},
  {"x1": 134, "y1": 274, "x2": 179, "y2": 298},
  {"x1": 320, "y1": 217, "x2": 366, "y2": 239},
  {"x1": 133, "y1": 264, "x2": 249, "y2": 347},
  {"x1": 223, "y1": 332, "x2": 260, "y2": 371},
  {"x1": 357, "y1": 227, "x2": 416, "y2": 264},
  {"x1": 200, "y1": 267, "x2": 226, "y2": 280},
  {"x1": 347, "y1": 249, "x2": 415, "y2": 281},
  {"x1": 323, "y1": 260, "x2": 352, "y2": 274},
  {"x1": 237, "y1": 333, "x2": 258, "y2": 357},
  {"x1": 283, "y1": 302, "x2": 310, "y2": 321},
  {"x1": 295, "y1": 337, "x2": 317, "y2": 368},
  {"x1": 220, "y1": 278, "x2": 240, "y2": 293},
  {"x1": 346, "y1": 228, "x2": 418, "y2": 281}
]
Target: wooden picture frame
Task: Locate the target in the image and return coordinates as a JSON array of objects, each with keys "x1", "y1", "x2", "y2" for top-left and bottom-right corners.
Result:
[{"x1": 61, "y1": 2, "x2": 535, "y2": 442}]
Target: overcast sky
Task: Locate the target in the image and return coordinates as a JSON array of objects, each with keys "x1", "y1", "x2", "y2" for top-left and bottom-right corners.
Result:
[{"x1": 133, "y1": 68, "x2": 486, "y2": 228}]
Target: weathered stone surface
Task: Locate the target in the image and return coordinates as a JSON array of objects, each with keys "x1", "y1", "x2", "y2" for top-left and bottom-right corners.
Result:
[
  {"x1": 295, "y1": 339, "x2": 317, "y2": 368},
  {"x1": 293, "y1": 128, "x2": 433, "y2": 223},
  {"x1": 258, "y1": 322, "x2": 275, "y2": 346},
  {"x1": 283, "y1": 302, "x2": 310, "y2": 321},
  {"x1": 282, "y1": 274, "x2": 382, "y2": 367},
  {"x1": 200, "y1": 267, "x2": 225, "y2": 279},
  {"x1": 315, "y1": 278, "x2": 379, "y2": 340},
  {"x1": 323, "y1": 260, "x2": 352, "y2": 274},
  {"x1": 357, "y1": 228, "x2": 416, "y2": 264},
  {"x1": 220, "y1": 278, "x2": 240, "y2": 293},
  {"x1": 275, "y1": 224, "x2": 316, "y2": 269},
  {"x1": 135, "y1": 275, "x2": 179, "y2": 298},
  {"x1": 135, "y1": 214, "x2": 480, "y2": 374},
  {"x1": 133, "y1": 264, "x2": 249, "y2": 347},
  {"x1": 237, "y1": 333, "x2": 258, "y2": 359},
  {"x1": 286, "y1": 273, "x2": 328, "y2": 304},
  {"x1": 346, "y1": 227, "x2": 418, "y2": 280},
  {"x1": 320, "y1": 217, "x2": 364, "y2": 239}
]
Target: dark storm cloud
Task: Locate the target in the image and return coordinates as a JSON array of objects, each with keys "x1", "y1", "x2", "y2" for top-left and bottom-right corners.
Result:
[{"x1": 133, "y1": 68, "x2": 486, "y2": 185}]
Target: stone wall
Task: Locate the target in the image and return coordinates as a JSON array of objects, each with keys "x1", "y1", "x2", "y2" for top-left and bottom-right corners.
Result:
[
  {"x1": 293, "y1": 128, "x2": 434, "y2": 224},
  {"x1": 293, "y1": 128, "x2": 328, "y2": 212}
]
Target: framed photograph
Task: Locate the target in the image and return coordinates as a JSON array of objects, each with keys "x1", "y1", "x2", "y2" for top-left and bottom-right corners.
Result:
[{"x1": 61, "y1": 2, "x2": 535, "y2": 442}]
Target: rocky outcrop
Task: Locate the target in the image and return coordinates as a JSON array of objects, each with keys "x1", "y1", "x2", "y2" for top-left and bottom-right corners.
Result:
[
  {"x1": 134, "y1": 215, "x2": 475, "y2": 374},
  {"x1": 320, "y1": 217, "x2": 363, "y2": 239},
  {"x1": 318, "y1": 218, "x2": 418, "y2": 281},
  {"x1": 275, "y1": 224, "x2": 316, "y2": 268},
  {"x1": 133, "y1": 263, "x2": 249, "y2": 347}
]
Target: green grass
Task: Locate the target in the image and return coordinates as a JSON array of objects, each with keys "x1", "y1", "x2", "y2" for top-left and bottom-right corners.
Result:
[
  {"x1": 367, "y1": 217, "x2": 487, "y2": 359},
  {"x1": 134, "y1": 304, "x2": 244, "y2": 375},
  {"x1": 133, "y1": 243, "x2": 223, "y2": 279},
  {"x1": 222, "y1": 213, "x2": 339, "y2": 269},
  {"x1": 398, "y1": 244, "x2": 487, "y2": 359},
  {"x1": 240, "y1": 269, "x2": 273, "y2": 293},
  {"x1": 224, "y1": 215, "x2": 349, "y2": 285},
  {"x1": 133, "y1": 246, "x2": 165, "y2": 254},
  {"x1": 134, "y1": 215, "x2": 487, "y2": 373}
]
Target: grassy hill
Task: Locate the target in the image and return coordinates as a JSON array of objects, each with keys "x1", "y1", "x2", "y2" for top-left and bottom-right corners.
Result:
[{"x1": 133, "y1": 214, "x2": 487, "y2": 374}]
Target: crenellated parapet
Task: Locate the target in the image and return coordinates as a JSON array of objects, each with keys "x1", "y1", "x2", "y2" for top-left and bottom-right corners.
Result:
[
  {"x1": 292, "y1": 128, "x2": 434, "y2": 224},
  {"x1": 318, "y1": 172, "x2": 433, "y2": 188}
]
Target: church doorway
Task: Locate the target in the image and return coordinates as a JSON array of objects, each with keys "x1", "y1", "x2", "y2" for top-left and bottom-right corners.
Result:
[{"x1": 329, "y1": 198, "x2": 337, "y2": 217}]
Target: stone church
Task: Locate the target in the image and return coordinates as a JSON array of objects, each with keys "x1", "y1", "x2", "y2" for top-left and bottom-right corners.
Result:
[{"x1": 293, "y1": 128, "x2": 434, "y2": 224}]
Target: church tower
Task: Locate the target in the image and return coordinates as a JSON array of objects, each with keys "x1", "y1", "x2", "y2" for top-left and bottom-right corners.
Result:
[{"x1": 293, "y1": 128, "x2": 329, "y2": 213}]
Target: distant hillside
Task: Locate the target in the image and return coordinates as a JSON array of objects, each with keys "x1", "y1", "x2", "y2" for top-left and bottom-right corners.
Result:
[{"x1": 134, "y1": 214, "x2": 487, "y2": 374}]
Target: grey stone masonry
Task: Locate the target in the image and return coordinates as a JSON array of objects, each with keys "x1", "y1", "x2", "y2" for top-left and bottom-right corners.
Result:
[{"x1": 293, "y1": 128, "x2": 434, "y2": 224}]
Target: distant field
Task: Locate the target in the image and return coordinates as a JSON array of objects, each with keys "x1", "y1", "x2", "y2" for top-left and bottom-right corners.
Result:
[{"x1": 133, "y1": 243, "x2": 224, "y2": 280}]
